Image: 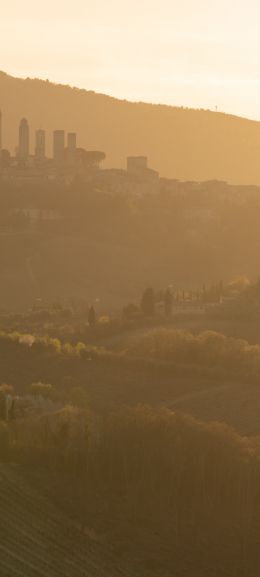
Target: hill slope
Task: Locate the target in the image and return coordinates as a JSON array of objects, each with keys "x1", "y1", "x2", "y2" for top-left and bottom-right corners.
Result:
[
  {"x1": 0, "y1": 463, "x2": 137, "y2": 577},
  {"x1": 1, "y1": 71, "x2": 260, "y2": 184}
]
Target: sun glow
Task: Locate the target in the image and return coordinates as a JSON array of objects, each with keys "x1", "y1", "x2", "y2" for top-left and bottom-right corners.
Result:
[{"x1": 1, "y1": 0, "x2": 260, "y2": 118}]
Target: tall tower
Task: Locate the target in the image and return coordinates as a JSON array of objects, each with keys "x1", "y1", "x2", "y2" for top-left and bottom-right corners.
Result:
[
  {"x1": 53, "y1": 130, "x2": 65, "y2": 165},
  {"x1": 35, "y1": 129, "x2": 46, "y2": 161},
  {"x1": 18, "y1": 118, "x2": 30, "y2": 160}
]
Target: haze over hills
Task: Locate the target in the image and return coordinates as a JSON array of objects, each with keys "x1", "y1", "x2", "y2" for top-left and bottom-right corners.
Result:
[
  {"x1": 2, "y1": 70, "x2": 260, "y2": 184},
  {"x1": 2, "y1": 71, "x2": 260, "y2": 311},
  {"x1": 3, "y1": 69, "x2": 260, "y2": 577}
]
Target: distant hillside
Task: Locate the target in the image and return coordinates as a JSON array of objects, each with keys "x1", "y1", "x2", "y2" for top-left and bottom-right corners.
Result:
[
  {"x1": 1, "y1": 71, "x2": 260, "y2": 184},
  {"x1": 1, "y1": 178, "x2": 260, "y2": 310}
]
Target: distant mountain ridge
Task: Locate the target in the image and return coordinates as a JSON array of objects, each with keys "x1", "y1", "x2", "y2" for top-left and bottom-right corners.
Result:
[{"x1": 1, "y1": 70, "x2": 260, "y2": 184}]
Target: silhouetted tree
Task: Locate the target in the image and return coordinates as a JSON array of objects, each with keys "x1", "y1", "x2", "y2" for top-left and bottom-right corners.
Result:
[
  {"x1": 141, "y1": 288, "x2": 155, "y2": 316},
  {"x1": 77, "y1": 149, "x2": 106, "y2": 168},
  {"x1": 88, "y1": 306, "x2": 96, "y2": 327}
]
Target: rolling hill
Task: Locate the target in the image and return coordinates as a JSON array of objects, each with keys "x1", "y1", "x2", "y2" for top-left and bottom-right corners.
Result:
[
  {"x1": 1, "y1": 70, "x2": 260, "y2": 184},
  {"x1": 0, "y1": 463, "x2": 137, "y2": 577}
]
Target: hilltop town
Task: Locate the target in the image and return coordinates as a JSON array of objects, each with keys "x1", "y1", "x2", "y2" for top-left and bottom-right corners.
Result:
[
  {"x1": 0, "y1": 112, "x2": 160, "y2": 195},
  {"x1": 3, "y1": 111, "x2": 260, "y2": 203}
]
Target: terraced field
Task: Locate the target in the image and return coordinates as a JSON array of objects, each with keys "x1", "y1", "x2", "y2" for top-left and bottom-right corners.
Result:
[{"x1": 0, "y1": 463, "x2": 136, "y2": 577}]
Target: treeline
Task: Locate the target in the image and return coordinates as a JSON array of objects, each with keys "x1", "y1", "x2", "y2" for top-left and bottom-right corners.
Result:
[
  {"x1": 3, "y1": 406, "x2": 260, "y2": 576},
  {"x1": 128, "y1": 328, "x2": 260, "y2": 378},
  {"x1": 2, "y1": 328, "x2": 260, "y2": 390},
  {"x1": 126, "y1": 282, "x2": 228, "y2": 320},
  {"x1": 0, "y1": 330, "x2": 102, "y2": 358},
  {"x1": 86, "y1": 408, "x2": 260, "y2": 575}
]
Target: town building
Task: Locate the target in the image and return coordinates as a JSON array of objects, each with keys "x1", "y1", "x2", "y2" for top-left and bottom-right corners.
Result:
[
  {"x1": 35, "y1": 129, "x2": 46, "y2": 161},
  {"x1": 53, "y1": 130, "x2": 65, "y2": 165},
  {"x1": 18, "y1": 118, "x2": 30, "y2": 160}
]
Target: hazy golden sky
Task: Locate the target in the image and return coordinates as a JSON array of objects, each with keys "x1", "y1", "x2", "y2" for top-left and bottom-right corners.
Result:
[{"x1": 2, "y1": 0, "x2": 260, "y2": 119}]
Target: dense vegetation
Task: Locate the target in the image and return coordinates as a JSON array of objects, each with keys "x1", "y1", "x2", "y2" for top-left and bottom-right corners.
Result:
[
  {"x1": 1, "y1": 299, "x2": 260, "y2": 574},
  {"x1": 2, "y1": 406, "x2": 260, "y2": 576},
  {"x1": 129, "y1": 328, "x2": 260, "y2": 378},
  {"x1": 79, "y1": 408, "x2": 260, "y2": 576},
  {"x1": 2, "y1": 326, "x2": 260, "y2": 390}
]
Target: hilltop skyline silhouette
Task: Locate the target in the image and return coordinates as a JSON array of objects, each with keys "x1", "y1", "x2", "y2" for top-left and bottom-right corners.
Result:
[{"x1": 2, "y1": 70, "x2": 260, "y2": 185}]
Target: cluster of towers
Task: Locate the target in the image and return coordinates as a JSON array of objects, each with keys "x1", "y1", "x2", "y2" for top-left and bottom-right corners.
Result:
[
  {"x1": 17, "y1": 118, "x2": 77, "y2": 165},
  {"x1": 0, "y1": 112, "x2": 78, "y2": 167}
]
